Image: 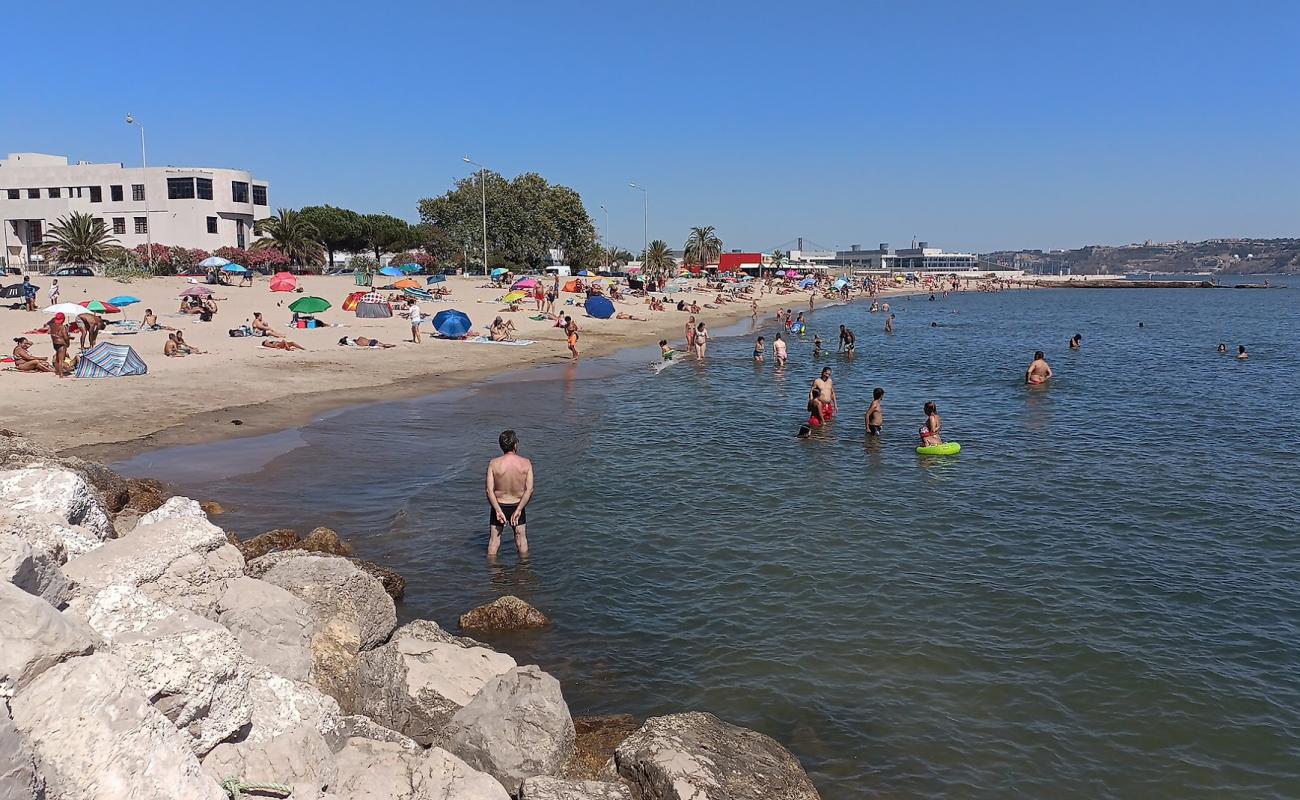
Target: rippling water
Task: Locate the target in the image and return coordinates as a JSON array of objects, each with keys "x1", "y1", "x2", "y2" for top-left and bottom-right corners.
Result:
[{"x1": 117, "y1": 283, "x2": 1300, "y2": 799}]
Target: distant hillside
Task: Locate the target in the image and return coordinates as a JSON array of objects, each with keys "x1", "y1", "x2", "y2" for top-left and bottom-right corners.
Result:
[{"x1": 984, "y1": 238, "x2": 1300, "y2": 275}]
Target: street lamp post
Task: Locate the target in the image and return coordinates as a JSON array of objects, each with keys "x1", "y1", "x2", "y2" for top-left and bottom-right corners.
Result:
[
  {"x1": 628, "y1": 183, "x2": 647, "y2": 275},
  {"x1": 125, "y1": 114, "x2": 154, "y2": 274},
  {"x1": 598, "y1": 204, "x2": 608, "y2": 269},
  {"x1": 462, "y1": 156, "x2": 489, "y2": 275}
]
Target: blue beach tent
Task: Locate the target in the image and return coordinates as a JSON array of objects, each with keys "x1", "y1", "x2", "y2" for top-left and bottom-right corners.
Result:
[
  {"x1": 74, "y1": 343, "x2": 148, "y2": 378},
  {"x1": 799, "y1": 277, "x2": 816, "y2": 289},
  {"x1": 584, "y1": 295, "x2": 615, "y2": 319},
  {"x1": 432, "y1": 309, "x2": 472, "y2": 338}
]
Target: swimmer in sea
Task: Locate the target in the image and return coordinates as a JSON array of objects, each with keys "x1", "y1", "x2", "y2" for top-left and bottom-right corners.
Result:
[
  {"x1": 811, "y1": 367, "x2": 837, "y2": 421},
  {"x1": 866, "y1": 387, "x2": 885, "y2": 436},
  {"x1": 1069, "y1": 333, "x2": 1082, "y2": 350},
  {"x1": 1217, "y1": 342, "x2": 1228, "y2": 353},
  {"x1": 1026, "y1": 350, "x2": 1053, "y2": 385},
  {"x1": 753, "y1": 335, "x2": 765, "y2": 364},
  {"x1": 1237, "y1": 344, "x2": 1248, "y2": 360},
  {"x1": 920, "y1": 401, "x2": 942, "y2": 446},
  {"x1": 773, "y1": 332, "x2": 788, "y2": 368},
  {"x1": 885, "y1": 314, "x2": 894, "y2": 334},
  {"x1": 798, "y1": 387, "x2": 826, "y2": 439},
  {"x1": 812, "y1": 334, "x2": 822, "y2": 358}
]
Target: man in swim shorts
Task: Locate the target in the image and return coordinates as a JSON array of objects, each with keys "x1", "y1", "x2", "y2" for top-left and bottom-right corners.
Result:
[
  {"x1": 753, "y1": 335, "x2": 765, "y2": 363},
  {"x1": 812, "y1": 367, "x2": 837, "y2": 420},
  {"x1": 486, "y1": 429, "x2": 534, "y2": 557},
  {"x1": 866, "y1": 387, "x2": 885, "y2": 435},
  {"x1": 838, "y1": 325, "x2": 855, "y2": 352},
  {"x1": 1026, "y1": 350, "x2": 1053, "y2": 385}
]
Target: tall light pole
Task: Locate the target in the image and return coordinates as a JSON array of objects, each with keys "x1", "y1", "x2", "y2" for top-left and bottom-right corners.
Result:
[
  {"x1": 462, "y1": 156, "x2": 489, "y2": 275},
  {"x1": 629, "y1": 183, "x2": 647, "y2": 273},
  {"x1": 598, "y1": 204, "x2": 608, "y2": 269},
  {"x1": 125, "y1": 114, "x2": 154, "y2": 274}
]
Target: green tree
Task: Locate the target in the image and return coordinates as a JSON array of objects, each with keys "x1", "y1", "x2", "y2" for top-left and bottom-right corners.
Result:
[
  {"x1": 770, "y1": 248, "x2": 786, "y2": 278},
  {"x1": 359, "y1": 214, "x2": 421, "y2": 264},
  {"x1": 684, "y1": 226, "x2": 723, "y2": 270},
  {"x1": 643, "y1": 240, "x2": 676, "y2": 281},
  {"x1": 606, "y1": 245, "x2": 634, "y2": 267},
  {"x1": 38, "y1": 212, "x2": 120, "y2": 264},
  {"x1": 299, "y1": 205, "x2": 365, "y2": 268},
  {"x1": 254, "y1": 208, "x2": 325, "y2": 266}
]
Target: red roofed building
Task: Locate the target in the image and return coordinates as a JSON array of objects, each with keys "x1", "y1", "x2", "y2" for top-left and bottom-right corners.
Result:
[{"x1": 718, "y1": 252, "x2": 762, "y2": 272}]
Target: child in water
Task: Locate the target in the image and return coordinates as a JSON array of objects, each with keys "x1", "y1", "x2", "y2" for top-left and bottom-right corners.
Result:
[
  {"x1": 812, "y1": 335, "x2": 822, "y2": 358},
  {"x1": 919, "y1": 401, "x2": 942, "y2": 446},
  {"x1": 659, "y1": 339, "x2": 674, "y2": 361},
  {"x1": 798, "y1": 388, "x2": 826, "y2": 439}
]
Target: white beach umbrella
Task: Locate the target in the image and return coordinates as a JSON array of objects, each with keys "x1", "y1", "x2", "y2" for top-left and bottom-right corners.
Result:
[
  {"x1": 198, "y1": 256, "x2": 231, "y2": 268},
  {"x1": 43, "y1": 303, "x2": 92, "y2": 317}
]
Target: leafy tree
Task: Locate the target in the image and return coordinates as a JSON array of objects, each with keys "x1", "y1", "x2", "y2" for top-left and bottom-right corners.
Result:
[
  {"x1": 643, "y1": 240, "x2": 676, "y2": 281},
  {"x1": 770, "y1": 249, "x2": 786, "y2": 278},
  {"x1": 38, "y1": 212, "x2": 120, "y2": 264},
  {"x1": 299, "y1": 205, "x2": 365, "y2": 268},
  {"x1": 606, "y1": 246, "x2": 634, "y2": 267},
  {"x1": 253, "y1": 208, "x2": 325, "y2": 266},
  {"x1": 359, "y1": 214, "x2": 421, "y2": 264},
  {"x1": 684, "y1": 225, "x2": 723, "y2": 269}
]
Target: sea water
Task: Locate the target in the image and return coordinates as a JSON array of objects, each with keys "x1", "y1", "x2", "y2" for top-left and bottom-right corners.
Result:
[{"x1": 117, "y1": 284, "x2": 1300, "y2": 799}]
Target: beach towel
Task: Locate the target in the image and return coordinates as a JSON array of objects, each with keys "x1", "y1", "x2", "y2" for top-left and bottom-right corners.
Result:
[{"x1": 463, "y1": 336, "x2": 534, "y2": 346}]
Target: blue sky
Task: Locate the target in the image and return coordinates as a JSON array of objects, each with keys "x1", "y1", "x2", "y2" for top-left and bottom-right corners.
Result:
[{"x1": 4, "y1": 0, "x2": 1297, "y2": 253}]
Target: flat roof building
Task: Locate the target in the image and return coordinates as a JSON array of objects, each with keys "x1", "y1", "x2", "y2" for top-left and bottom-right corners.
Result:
[
  {"x1": 0, "y1": 152, "x2": 270, "y2": 269},
  {"x1": 831, "y1": 242, "x2": 980, "y2": 273}
]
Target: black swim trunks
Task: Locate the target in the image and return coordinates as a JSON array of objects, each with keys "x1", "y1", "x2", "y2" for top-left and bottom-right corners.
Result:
[
  {"x1": 490, "y1": 503, "x2": 527, "y2": 527},
  {"x1": 869, "y1": 424, "x2": 882, "y2": 435}
]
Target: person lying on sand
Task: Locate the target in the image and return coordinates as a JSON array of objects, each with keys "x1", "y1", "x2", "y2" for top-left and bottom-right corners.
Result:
[
  {"x1": 262, "y1": 339, "x2": 305, "y2": 351},
  {"x1": 252, "y1": 312, "x2": 283, "y2": 338},
  {"x1": 11, "y1": 337, "x2": 53, "y2": 372},
  {"x1": 338, "y1": 336, "x2": 396, "y2": 349},
  {"x1": 616, "y1": 312, "x2": 647, "y2": 321}
]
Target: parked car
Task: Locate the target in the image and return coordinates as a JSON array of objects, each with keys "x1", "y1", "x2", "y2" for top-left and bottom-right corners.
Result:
[{"x1": 50, "y1": 266, "x2": 94, "y2": 277}]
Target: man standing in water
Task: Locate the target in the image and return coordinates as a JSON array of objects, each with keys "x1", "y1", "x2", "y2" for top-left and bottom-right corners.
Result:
[
  {"x1": 1026, "y1": 350, "x2": 1053, "y2": 385},
  {"x1": 811, "y1": 367, "x2": 837, "y2": 420},
  {"x1": 838, "y1": 324, "x2": 856, "y2": 353},
  {"x1": 486, "y1": 430, "x2": 533, "y2": 557},
  {"x1": 866, "y1": 387, "x2": 885, "y2": 436}
]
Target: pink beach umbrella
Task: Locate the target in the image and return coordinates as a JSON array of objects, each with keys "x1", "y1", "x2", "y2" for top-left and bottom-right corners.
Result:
[
  {"x1": 269, "y1": 272, "x2": 298, "y2": 292},
  {"x1": 511, "y1": 277, "x2": 539, "y2": 290}
]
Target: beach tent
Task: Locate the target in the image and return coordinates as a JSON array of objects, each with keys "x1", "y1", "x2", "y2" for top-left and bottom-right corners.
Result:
[
  {"x1": 432, "y1": 309, "x2": 472, "y2": 338},
  {"x1": 355, "y1": 299, "x2": 392, "y2": 318},
  {"x1": 342, "y1": 291, "x2": 365, "y2": 312},
  {"x1": 270, "y1": 272, "x2": 298, "y2": 292},
  {"x1": 74, "y1": 343, "x2": 148, "y2": 378},
  {"x1": 378, "y1": 266, "x2": 404, "y2": 277},
  {"x1": 585, "y1": 295, "x2": 615, "y2": 319},
  {"x1": 562, "y1": 279, "x2": 581, "y2": 293},
  {"x1": 833, "y1": 277, "x2": 849, "y2": 290}
]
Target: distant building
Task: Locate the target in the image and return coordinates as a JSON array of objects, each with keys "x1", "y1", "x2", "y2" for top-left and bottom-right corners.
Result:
[
  {"x1": 0, "y1": 152, "x2": 270, "y2": 269},
  {"x1": 830, "y1": 242, "x2": 980, "y2": 273},
  {"x1": 719, "y1": 252, "x2": 763, "y2": 271}
]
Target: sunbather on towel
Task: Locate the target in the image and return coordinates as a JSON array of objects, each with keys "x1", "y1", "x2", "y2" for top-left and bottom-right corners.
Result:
[
  {"x1": 338, "y1": 336, "x2": 396, "y2": 349},
  {"x1": 261, "y1": 339, "x2": 305, "y2": 351}
]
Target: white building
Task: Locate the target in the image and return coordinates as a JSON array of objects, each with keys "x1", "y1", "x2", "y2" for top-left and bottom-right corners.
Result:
[
  {"x1": 832, "y1": 242, "x2": 981, "y2": 273},
  {"x1": 0, "y1": 152, "x2": 270, "y2": 269}
]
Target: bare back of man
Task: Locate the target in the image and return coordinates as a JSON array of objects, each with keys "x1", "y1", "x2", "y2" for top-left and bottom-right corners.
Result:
[{"x1": 486, "y1": 430, "x2": 534, "y2": 557}]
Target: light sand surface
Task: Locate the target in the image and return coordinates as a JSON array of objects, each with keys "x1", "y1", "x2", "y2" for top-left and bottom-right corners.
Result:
[{"x1": 1, "y1": 273, "x2": 912, "y2": 457}]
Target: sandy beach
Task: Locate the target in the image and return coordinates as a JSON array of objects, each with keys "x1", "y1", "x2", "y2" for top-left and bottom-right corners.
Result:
[{"x1": 0, "y1": 272, "x2": 927, "y2": 457}]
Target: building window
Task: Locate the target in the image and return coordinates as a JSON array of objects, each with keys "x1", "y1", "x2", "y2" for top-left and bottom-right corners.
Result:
[
  {"x1": 134, "y1": 217, "x2": 148, "y2": 234},
  {"x1": 132, "y1": 184, "x2": 145, "y2": 201},
  {"x1": 48, "y1": 187, "x2": 61, "y2": 198},
  {"x1": 197, "y1": 178, "x2": 213, "y2": 200},
  {"x1": 231, "y1": 181, "x2": 249, "y2": 203},
  {"x1": 207, "y1": 216, "x2": 218, "y2": 234},
  {"x1": 110, "y1": 185, "x2": 123, "y2": 202},
  {"x1": 89, "y1": 186, "x2": 102, "y2": 203},
  {"x1": 69, "y1": 187, "x2": 83, "y2": 199},
  {"x1": 236, "y1": 220, "x2": 246, "y2": 249},
  {"x1": 5, "y1": 189, "x2": 16, "y2": 200},
  {"x1": 167, "y1": 178, "x2": 195, "y2": 200},
  {"x1": 26, "y1": 189, "x2": 38, "y2": 199},
  {"x1": 28, "y1": 221, "x2": 42, "y2": 247},
  {"x1": 252, "y1": 185, "x2": 267, "y2": 206},
  {"x1": 112, "y1": 217, "x2": 126, "y2": 235}
]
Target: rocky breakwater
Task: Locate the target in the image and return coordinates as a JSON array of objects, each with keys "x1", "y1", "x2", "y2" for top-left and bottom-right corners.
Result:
[{"x1": 0, "y1": 430, "x2": 822, "y2": 800}]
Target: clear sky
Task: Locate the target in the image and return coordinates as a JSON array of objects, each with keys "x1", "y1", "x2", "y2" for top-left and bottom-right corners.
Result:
[{"x1": 4, "y1": 1, "x2": 1297, "y2": 254}]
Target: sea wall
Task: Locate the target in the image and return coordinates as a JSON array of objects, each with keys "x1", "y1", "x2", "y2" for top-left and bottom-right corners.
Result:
[{"x1": 0, "y1": 429, "x2": 822, "y2": 800}]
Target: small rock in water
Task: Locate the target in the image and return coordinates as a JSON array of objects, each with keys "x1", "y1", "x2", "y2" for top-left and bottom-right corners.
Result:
[
  {"x1": 199, "y1": 500, "x2": 224, "y2": 516},
  {"x1": 231, "y1": 419, "x2": 244, "y2": 425},
  {"x1": 459, "y1": 595, "x2": 551, "y2": 633},
  {"x1": 238, "y1": 528, "x2": 301, "y2": 560},
  {"x1": 298, "y1": 526, "x2": 352, "y2": 556},
  {"x1": 348, "y1": 557, "x2": 406, "y2": 600},
  {"x1": 564, "y1": 714, "x2": 640, "y2": 780}
]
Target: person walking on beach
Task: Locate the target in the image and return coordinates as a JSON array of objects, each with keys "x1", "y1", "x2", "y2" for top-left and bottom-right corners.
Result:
[
  {"x1": 694, "y1": 322, "x2": 708, "y2": 359},
  {"x1": 486, "y1": 429, "x2": 534, "y2": 558},
  {"x1": 1026, "y1": 350, "x2": 1053, "y2": 385},
  {"x1": 685, "y1": 315, "x2": 697, "y2": 352},
  {"x1": 866, "y1": 387, "x2": 885, "y2": 436},
  {"x1": 753, "y1": 335, "x2": 765, "y2": 364},
  {"x1": 22, "y1": 276, "x2": 36, "y2": 312},
  {"x1": 546, "y1": 278, "x2": 558, "y2": 316},
  {"x1": 920, "y1": 401, "x2": 942, "y2": 446},
  {"x1": 48, "y1": 279, "x2": 59, "y2": 305},
  {"x1": 773, "y1": 332, "x2": 788, "y2": 368},
  {"x1": 751, "y1": 300, "x2": 758, "y2": 320},
  {"x1": 812, "y1": 367, "x2": 837, "y2": 420},
  {"x1": 408, "y1": 301, "x2": 423, "y2": 343},
  {"x1": 48, "y1": 312, "x2": 70, "y2": 378},
  {"x1": 565, "y1": 315, "x2": 579, "y2": 359},
  {"x1": 838, "y1": 324, "x2": 856, "y2": 353}
]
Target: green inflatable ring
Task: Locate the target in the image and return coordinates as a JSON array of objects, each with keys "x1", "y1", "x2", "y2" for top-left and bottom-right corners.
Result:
[{"x1": 916, "y1": 442, "x2": 961, "y2": 456}]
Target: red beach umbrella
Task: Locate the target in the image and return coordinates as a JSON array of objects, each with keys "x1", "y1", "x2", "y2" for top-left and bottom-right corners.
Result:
[{"x1": 269, "y1": 272, "x2": 298, "y2": 292}]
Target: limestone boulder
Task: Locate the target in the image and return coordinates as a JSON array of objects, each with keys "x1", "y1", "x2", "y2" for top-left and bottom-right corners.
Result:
[
  {"x1": 0, "y1": 581, "x2": 94, "y2": 697},
  {"x1": 442, "y1": 665, "x2": 576, "y2": 794},
  {"x1": 349, "y1": 557, "x2": 406, "y2": 600},
  {"x1": 202, "y1": 723, "x2": 336, "y2": 800},
  {"x1": 521, "y1": 777, "x2": 634, "y2": 800},
  {"x1": 216, "y1": 576, "x2": 314, "y2": 681},
  {"x1": 10, "y1": 653, "x2": 225, "y2": 800},
  {"x1": 0, "y1": 468, "x2": 112, "y2": 554},
  {"x1": 356, "y1": 619, "x2": 516, "y2": 745},
  {"x1": 50, "y1": 455, "x2": 131, "y2": 514},
  {"x1": 239, "y1": 528, "x2": 302, "y2": 560},
  {"x1": 327, "y1": 715, "x2": 421, "y2": 753},
  {"x1": 613, "y1": 712, "x2": 820, "y2": 800},
  {"x1": 257, "y1": 555, "x2": 396, "y2": 709},
  {"x1": 414, "y1": 747, "x2": 513, "y2": 800},
  {"x1": 137, "y1": 495, "x2": 207, "y2": 526},
  {"x1": 245, "y1": 672, "x2": 343, "y2": 745},
  {"x1": 0, "y1": 700, "x2": 43, "y2": 800},
  {"x1": 0, "y1": 530, "x2": 72, "y2": 606},
  {"x1": 71, "y1": 582, "x2": 210, "y2": 644},
  {"x1": 332, "y1": 739, "x2": 509, "y2": 800},
  {"x1": 460, "y1": 595, "x2": 551, "y2": 633}
]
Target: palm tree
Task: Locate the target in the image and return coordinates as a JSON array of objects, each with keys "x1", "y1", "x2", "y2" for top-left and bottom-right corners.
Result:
[
  {"x1": 770, "y1": 249, "x2": 786, "y2": 279},
  {"x1": 253, "y1": 208, "x2": 325, "y2": 266},
  {"x1": 683, "y1": 225, "x2": 723, "y2": 271},
  {"x1": 643, "y1": 240, "x2": 675, "y2": 282},
  {"x1": 38, "y1": 212, "x2": 119, "y2": 264},
  {"x1": 606, "y1": 245, "x2": 634, "y2": 267}
]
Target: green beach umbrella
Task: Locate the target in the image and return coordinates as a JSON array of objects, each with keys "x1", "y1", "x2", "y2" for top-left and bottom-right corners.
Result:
[{"x1": 288, "y1": 296, "x2": 331, "y2": 314}]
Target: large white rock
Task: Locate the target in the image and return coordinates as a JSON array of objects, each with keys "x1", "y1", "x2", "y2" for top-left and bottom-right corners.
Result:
[
  {"x1": 137, "y1": 495, "x2": 207, "y2": 527},
  {"x1": 0, "y1": 700, "x2": 42, "y2": 800},
  {"x1": 245, "y1": 672, "x2": 343, "y2": 745},
  {"x1": 0, "y1": 529, "x2": 72, "y2": 606},
  {"x1": 442, "y1": 665, "x2": 576, "y2": 795},
  {"x1": 613, "y1": 712, "x2": 820, "y2": 800},
  {"x1": 257, "y1": 555, "x2": 396, "y2": 709},
  {"x1": 0, "y1": 512, "x2": 100, "y2": 566},
  {"x1": 202, "y1": 723, "x2": 337, "y2": 800},
  {"x1": 0, "y1": 468, "x2": 112, "y2": 555},
  {"x1": 216, "y1": 577, "x2": 314, "y2": 681},
  {"x1": 331, "y1": 738, "x2": 509, "y2": 800},
  {"x1": 0, "y1": 581, "x2": 93, "y2": 698},
  {"x1": 10, "y1": 653, "x2": 225, "y2": 800},
  {"x1": 520, "y1": 777, "x2": 635, "y2": 800},
  {"x1": 71, "y1": 583, "x2": 202, "y2": 644},
  {"x1": 414, "y1": 747, "x2": 513, "y2": 800},
  {"x1": 356, "y1": 619, "x2": 516, "y2": 745}
]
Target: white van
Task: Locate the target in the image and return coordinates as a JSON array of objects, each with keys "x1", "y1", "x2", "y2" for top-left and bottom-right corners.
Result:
[{"x1": 544, "y1": 265, "x2": 572, "y2": 277}]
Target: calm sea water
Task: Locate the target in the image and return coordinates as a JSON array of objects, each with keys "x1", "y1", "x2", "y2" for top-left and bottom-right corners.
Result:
[{"x1": 117, "y1": 282, "x2": 1300, "y2": 799}]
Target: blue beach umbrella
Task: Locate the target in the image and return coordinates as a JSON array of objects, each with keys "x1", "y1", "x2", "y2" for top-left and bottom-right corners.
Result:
[
  {"x1": 833, "y1": 277, "x2": 848, "y2": 290},
  {"x1": 799, "y1": 277, "x2": 816, "y2": 289},
  {"x1": 432, "y1": 309, "x2": 472, "y2": 338},
  {"x1": 398, "y1": 263, "x2": 422, "y2": 274},
  {"x1": 378, "y1": 266, "x2": 404, "y2": 277},
  {"x1": 577, "y1": 270, "x2": 593, "y2": 277},
  {"x1": 107, "y1": 295, "x2": 140, "y2": 306},
  {"x1": 221, "y1": 263, "x2": 249, "y2": 273},
  {"x1": 490, "y1": 268, "x2": 508, "y2": 277},
  {"x1": 584, "y1": 295, "x2": 615, "y2": 319},
  {"x1": 426, "y1": 274, "x2": 446, "y2": 285}
]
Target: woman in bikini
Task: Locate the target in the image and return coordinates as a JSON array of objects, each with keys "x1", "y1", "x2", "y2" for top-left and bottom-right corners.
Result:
[{"x1": 11, "y1": 338, "x2": 53, "y2": 372}]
